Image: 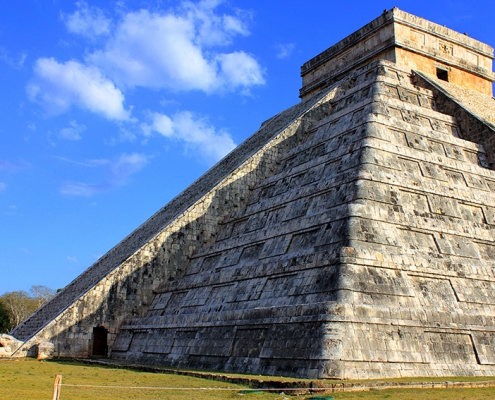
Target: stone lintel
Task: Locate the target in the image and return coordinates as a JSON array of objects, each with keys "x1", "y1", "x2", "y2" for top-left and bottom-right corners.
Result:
[{"x1": 300, "y1": 7, "x2": 494, "y2": 99}]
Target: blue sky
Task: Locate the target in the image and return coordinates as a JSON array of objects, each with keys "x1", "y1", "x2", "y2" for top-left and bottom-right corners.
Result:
[{"x1": 1, "y1": 0, "x2": 494, "y2": 295}]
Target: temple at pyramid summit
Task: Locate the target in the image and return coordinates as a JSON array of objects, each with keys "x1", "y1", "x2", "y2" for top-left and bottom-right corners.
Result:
[{"x1": 7, "y1": 8, "x2": 495, "y2": 379}]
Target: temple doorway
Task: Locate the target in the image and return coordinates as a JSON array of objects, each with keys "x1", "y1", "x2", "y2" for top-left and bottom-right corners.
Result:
[{"x1": 92, "y1": 326, "x2": 108, "y2": 356}]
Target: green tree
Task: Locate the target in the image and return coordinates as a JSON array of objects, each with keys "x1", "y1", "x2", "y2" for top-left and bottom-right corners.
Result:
[
  {"x1": 0, "y1": 300, "x2": 9, "y2": 333},
  {"x1": 0, "y1": 286, "x2": 56, "y2": 331},
  {"x1": 30, "y1": 285, "x2": 56, "y2": 308},
  {"x1": 0, "y1": 291, "x2": 38, "y2": 331}
]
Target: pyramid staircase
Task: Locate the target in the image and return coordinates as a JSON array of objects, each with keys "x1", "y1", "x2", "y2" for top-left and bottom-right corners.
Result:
[{"x1": 10, "y1": 8, "x2": 495, "y2": 379}]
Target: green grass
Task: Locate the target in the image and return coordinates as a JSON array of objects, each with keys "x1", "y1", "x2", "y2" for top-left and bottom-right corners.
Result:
[
  {"x1": 1, "y1": 358, "x2": 495, "y2": 399},
  {"x1": 325, "y1": 387, "x2": 495, "y2": 399},
  {"x1": 0, "y1": 359, "x2": 279, "y2": 399}
]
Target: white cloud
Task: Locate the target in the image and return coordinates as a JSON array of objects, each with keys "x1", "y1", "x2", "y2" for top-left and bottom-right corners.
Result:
[
  {"x1": 59, "y1": 120, "x2": 86, "y2": 141},
  {"x1": 87, "y1": 2, "x2": 264, "y2": 92},
  {"x1": 0, "y1": 47, "x2": 27, "y2": 69},
  {"x1": 27, "y1": 58, "x2": 130, "y2": 120},
  {"x1": 67, "y1": 256, "x2": 78, "y2": 263},
  {"x1": 0, "y1": 182, "x2": 6, "y2": 191},
  {"x1": 275, "y1": 43, "x2": 295, "y2": 59},
  {"x1": 27, "y1": 1, "x2": 263, "y2": 130},
  {"x1": 109, "y1": 152, "x2": 149, "y2": 181},
  {"x1": 216, "y1": 51, "x2": 265, "y2": 92},
  {"x1": 62, "y1": 1, "x2": 111, "y2": 39},
  {"x1": 88, "y1": 9, "x2": 216, "y2": 91},
  {"x1": 144, "y1": 111, "x2": 236, "y2": 163},
  {"x1": 182, "y1": 0, "x2": 251, "y2": 46},
  {"x1": 60, "y1": 152, "x2": 149, "y2": 196},
  {"x1": 60, "y1": 182, "x2": 99, "y2": 197}
]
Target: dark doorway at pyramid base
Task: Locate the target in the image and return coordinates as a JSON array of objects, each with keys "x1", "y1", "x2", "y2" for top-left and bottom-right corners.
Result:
[{"x1": 92, "y1": 326, "x2": 108, "y2": 357}]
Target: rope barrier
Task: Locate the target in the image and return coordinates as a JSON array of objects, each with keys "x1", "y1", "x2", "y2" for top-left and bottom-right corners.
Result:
[
  {"x1": 52, "y1": 374, "x2": 495, "y2": 396},
  {"x1": 58, "y1": 383, "x2": 295, "y2": 391},
  {"x1": 52, "y1": 376, "x2": 304, "y2": 395}
]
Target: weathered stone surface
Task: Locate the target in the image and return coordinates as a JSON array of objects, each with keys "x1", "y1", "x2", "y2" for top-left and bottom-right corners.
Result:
[
  {"x1": 36, "y1": 341, "x2": 54, "y2": 360},
  {"x1": 9, "y1": 8, "x2": 495, "y2": 379},
  {"x1": 300, "y1": 8, "x2": 494, "y2": 99},
  {"x1": 109, "y1": 59, "x2": 495, "y2": 379},
  {"x1": 0, "y1": 334, "x2": 25, "y2": 357},
  {"x1": 10, "y1": 76, "x2": 334, "y2": 358}
]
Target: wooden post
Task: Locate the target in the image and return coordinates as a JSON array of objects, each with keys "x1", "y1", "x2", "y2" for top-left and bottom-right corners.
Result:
[{"x1": 52, "y1": 375, "x2": 62, "y2": 400}]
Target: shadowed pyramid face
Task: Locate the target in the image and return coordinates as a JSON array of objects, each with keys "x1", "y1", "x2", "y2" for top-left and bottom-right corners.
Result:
[
  {"x1": 108, "y1": 60, "x2": 495, "y2": 379},
  {"x1": 10, "y1": 9, "x2": 495, "y2": 380}
]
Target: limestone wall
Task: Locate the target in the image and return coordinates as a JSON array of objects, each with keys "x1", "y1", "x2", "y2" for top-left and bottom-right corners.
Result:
[
  {"x1": 300, "y1": 8, "x2": 494, "y2": 99},
  {"x1": 10, "y1": 79, "x2": 333, "y2": 357},
  {"x1": 111, "y1": 62, "x2": 383, "y2": 378},
  {"x1": 11, "y1": 51, "x2": 495, "y2": 379},
  {"x1": 111, "y1": 61, "x2": 495, "y2": 379},
  {"x1": 332, "y1": 62, "x2": 495, "y2": 378}
]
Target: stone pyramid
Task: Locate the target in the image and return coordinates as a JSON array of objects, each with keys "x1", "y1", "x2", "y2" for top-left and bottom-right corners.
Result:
[{"x1": 10, "y1": 8, "x2": 495, "y2": 379}]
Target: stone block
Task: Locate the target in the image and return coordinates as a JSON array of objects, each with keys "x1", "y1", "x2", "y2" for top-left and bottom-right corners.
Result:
[
  {"x1": 37, "y1": 341, "x2": 55, "y2": 360},
  {"x1": 12, "y1": 9, "x2": 495, "y2": 381}
]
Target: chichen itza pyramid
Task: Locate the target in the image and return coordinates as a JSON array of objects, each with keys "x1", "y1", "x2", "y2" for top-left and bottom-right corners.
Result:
[{"x1": 8, "y1": 8, "x2": 495, "y2": 379}]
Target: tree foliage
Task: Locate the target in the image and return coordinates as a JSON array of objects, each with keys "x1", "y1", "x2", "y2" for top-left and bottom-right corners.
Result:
[
  {"x1": 0, "y1": 300, "x2": 10, "y2": 333},
  {"x1": 0, "y1": 285, "x2": 56, "y2": 331},
  {"x1": 1, "y1": 291, "x2": 37, "y2": 330},
  {"x1": 30, "y1": 285, "x2": 56, "y2": 308}
]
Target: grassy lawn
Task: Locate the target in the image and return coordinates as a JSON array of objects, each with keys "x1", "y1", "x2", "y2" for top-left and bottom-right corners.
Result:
[
  {"x1": 0, "y1": 359, "x2": 278, "y2": 400},
  {"x1": 1, "y1": 358, "x2": 495, "y2": 399},
  {"x1": 329, "y1": 388, "x2": 495, "y2": 400}
]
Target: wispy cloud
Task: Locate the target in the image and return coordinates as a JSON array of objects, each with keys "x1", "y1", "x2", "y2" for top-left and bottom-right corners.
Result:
[
  {"x1": 67, "y1": 256, "x2": 78, "y2": 262},
  {"x1": 27, "y1": 58, "x2": 131, "y2": 120},
  {"x1": 0, "y1": 182, "x2": 6, "y2": 191},
  {"x1": 59, "y1": 120, "x2": 86, "y2": 141},
  {"x1": 59, "y1": 152, "x2": 149, "y2": 196},
  {"x1": 275, "y1": 43, "x2": 295, "y2": 59},
  {"x1": 27, "y1": 1, "x2": 262, "y2": 162},
  {"x1": 0, "y1": 47, "x2": 27, "y2": 69},
  {"x1": 0, "y1": 159, "x2": 27, "y2": 172},
  {"x1": 61, "y1": 1, "x2": 112, "y2": 39},
  {"x1": 80, "y1": 1, "x2": 264, "y2": 92},
  {"x1": 54, "y1": 156, "x2": 108, "y2": 168},
  {"x1": 143, "y1": 111, "x2": 236, "y2": 163},
  {"x1": 5, "y1": 205, "x2": 17, "y2": 216}
]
